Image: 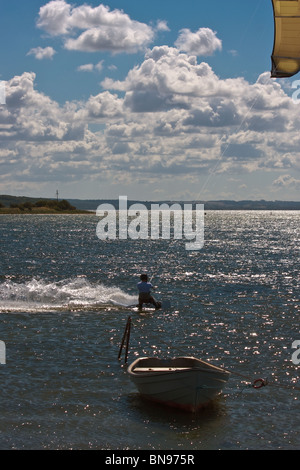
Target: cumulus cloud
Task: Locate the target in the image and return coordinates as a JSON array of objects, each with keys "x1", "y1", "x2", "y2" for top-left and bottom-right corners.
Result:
[
  {"x1": 37, "y1": 0, "x2": 155, "y2": 53},
  {"x1": 83, "y1": 91, "x2": 124, "y2": 119},
  {"x1": 36, "y1": 0, "x2": 71, "y2": 35},
  {"x1": 272, "y1": 174, "x2": 300, "y2": 190},
  {"x1": 77, "y1": 64, "x2": 94, "y2": 72},
  {"x1": 2, "y1": 45, "x2": 300, "y2": 194},
  {"x1": 77, "y1": 61, "x2": 103, "y2": 72},
  {"x1": 0, "y1": 81, "x2": 5, "y2": 105},
  {"x1": 6, "y1": 1, "x2": 295, "y2": 196},
  {"x1": 155, "y1": 20, "x2": 170, "y2": 32},
  {"x1": 175, "y1": 28, "x2": 222, "y2": 56},
  {"x1": 27, "y1": 46, "x2": 56, "y2": 60},
  {"x1": 95, "y1": 61, "x2": 104, "y2": 72},
  {"x1": 102, "y1": 46, "x2": 245, "y2": 114},
  {"x1": 2, "y1": 72, "x2": 85, "y2": 141},
  {"x1": 97, "y1": 47, "x2": 300, "y2": 181}
]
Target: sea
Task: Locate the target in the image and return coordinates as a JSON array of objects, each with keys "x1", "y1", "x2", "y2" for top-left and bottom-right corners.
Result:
[{"x1": 0, "y1": 211, "x2": 299, "y2": 451}]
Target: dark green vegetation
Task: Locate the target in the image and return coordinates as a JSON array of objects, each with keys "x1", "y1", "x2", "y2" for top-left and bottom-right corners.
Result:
[{"x1": 0, "y1": 196, "x2": 89, "y2": 214}]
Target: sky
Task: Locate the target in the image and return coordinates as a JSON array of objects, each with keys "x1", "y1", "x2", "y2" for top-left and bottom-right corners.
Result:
[{"x1": 0, "y1": 0, "x2": 300, "y2": 201}]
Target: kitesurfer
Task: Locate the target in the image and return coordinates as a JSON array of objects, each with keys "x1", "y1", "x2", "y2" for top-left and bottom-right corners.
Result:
[{"x1": 137, "y1": 274, "x2": 161, "y2": 311}]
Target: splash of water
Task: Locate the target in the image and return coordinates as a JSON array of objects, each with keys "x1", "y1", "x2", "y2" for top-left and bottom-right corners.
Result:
[{"x1": 0, "y1": 277, "x2": 137, "y2": 313}]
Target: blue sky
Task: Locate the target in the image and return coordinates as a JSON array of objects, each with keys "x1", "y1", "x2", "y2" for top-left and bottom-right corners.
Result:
[{"x1": 0, "y1": 0, "x2": 300, "y2": 201}]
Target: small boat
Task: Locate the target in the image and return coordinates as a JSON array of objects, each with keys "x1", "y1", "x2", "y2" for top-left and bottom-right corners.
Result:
[{"x1": 128, "y1": 356, "x2": 230, "y2": 412}]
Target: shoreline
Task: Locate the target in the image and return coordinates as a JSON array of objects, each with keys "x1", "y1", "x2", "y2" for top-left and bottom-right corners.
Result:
[{"x1": 0, "y1": 208, "x2": 91, "y2": 215}]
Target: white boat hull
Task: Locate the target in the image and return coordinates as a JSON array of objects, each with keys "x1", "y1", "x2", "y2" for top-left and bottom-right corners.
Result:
[{"x1": 128, "y1": 356, "x2": 230, "y2": 412}]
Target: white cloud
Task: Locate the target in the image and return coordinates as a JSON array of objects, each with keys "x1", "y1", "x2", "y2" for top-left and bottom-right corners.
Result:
[
  {"x1": 37, "y1": 0, "x2": 71, "y2": 35},
  {"x1": 37, "y1": 0, "x2": 155, "y2": 54},
  {"x1": 77, "y1": 64, "x2": 94, "y2": 72},
  {"x1": 64, "y1": 25, "x2": 153, "y2": 54},
  {"x1": 228, "y1": 49, "x2": 238, "y2": 57},
  {"x1": 0, "y1": 81, "x2": 5, "y2": 104},
  {"x1": 27, "y1": 46, "x2": 56, "y2": 60},
  {"x1": 175, "y1": 28, "x2": 222, "y2": 56},
  {"x1": 102, "y1": 46, "x2": 244, "y2": 113},
  {"x1": 2, "y1": 72, "x2": 85, "y2": 141},
  {"x1": 83, "y1": 91, "x2": 124, "y2": 119},
  {"x1": 272, "y1": 174, "x2": 300, "y2": 190},
  {"x1": 2, "y1": 48, "x2": 300, "y2": 196},
  {"x1": 155, "y1": 20, "x2": 170, "y2": 32},
  {"x1": 77, "y1": 61, "x2": 104, "y2": 72},
  {"x1": 95, "y1": 61, "x2": 104, "y2": 72}
]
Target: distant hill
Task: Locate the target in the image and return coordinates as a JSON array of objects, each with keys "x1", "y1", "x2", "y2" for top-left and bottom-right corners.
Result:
[
  {"x1": 1, "y1": 195, "x2": 300, "y2": 211},
  {"x1": 68, "y1": 198, "x2": 300, "y2": 211}
]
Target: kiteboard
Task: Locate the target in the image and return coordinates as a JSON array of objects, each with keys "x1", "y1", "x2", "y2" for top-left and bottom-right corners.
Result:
[
  {"x1": 110, "y1": 299, "x2": 171, "y2": 312},
  {"x1": 131, "y1": 300, "x2": 171, "y2": 313}
]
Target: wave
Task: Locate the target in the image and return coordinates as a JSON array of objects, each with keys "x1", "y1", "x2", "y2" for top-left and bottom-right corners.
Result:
[{"x1": 0, "y1": 277, "x2": 137, "y2": 313}]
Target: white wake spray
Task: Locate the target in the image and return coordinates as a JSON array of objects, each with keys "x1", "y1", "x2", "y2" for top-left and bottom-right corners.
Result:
[{"x1": 0, "y1": 277, "x2": 137, "y2": 313}]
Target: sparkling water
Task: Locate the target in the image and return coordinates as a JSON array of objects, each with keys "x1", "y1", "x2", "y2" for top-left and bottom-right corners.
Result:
[{"x1": 0, "y1": 212, "x2": 299, "y2": 449}]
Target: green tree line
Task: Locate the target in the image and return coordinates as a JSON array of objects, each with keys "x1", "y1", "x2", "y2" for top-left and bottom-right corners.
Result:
[{"x1": 7, "y1": 199, "x2": 76, "y2": 211}]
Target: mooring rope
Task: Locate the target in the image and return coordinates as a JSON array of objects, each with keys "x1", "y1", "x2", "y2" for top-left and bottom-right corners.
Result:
[{"x1": 226, "y1": 367, "x2": 300, "y2": 392}]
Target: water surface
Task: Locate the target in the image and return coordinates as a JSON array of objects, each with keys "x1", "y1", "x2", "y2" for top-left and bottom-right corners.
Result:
[{"x1": 0, "y1": 212, "x2": 299, "y2": 449}]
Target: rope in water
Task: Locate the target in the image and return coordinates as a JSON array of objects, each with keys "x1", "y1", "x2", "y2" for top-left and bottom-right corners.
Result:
[{"x1": 227, "y1": 368, "x2": 300, "y2": 392}]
